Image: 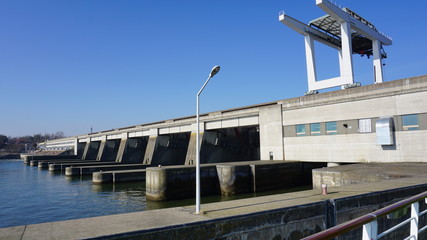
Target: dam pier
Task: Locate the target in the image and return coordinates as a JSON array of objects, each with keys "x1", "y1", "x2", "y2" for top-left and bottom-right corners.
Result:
[{"x1": 21, "y1": 74, "x2": 427, "y2": 202}]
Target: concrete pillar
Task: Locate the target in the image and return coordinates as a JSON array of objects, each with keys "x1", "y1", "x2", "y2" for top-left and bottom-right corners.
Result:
[
  {"x1": 305, "y1": 34, "x2": 317, "y2": 91},
  {"x1": 146, "y1": 165, "x2": 219, "y2": 201},
  {"x1": 95, "y1": 136, "x2": 107, "y2": 161},
  {"x1": 115, "y1": 133, "x2": 128, "y2": 163},
  {"x1": 259, "y1": 104, "x2": 284, "y2": 160},
  {"x1": 216, "y1": 165, "x2": 252, "y2": 195},
  {"x1": 73, "y1": 138, "x2": 78, "y2": 156},
  {"x1": 81, "y1": 140, "x2": 91, "y2": 160},
  {"x1": 146, "y1": 167, "x2": 168, "y2": 201},
  {"x1": 143, "y1": 129, "x2": 158, "y2": 165},
  {"x1": 184, "y1": 127, "x2": 203, "y2": 165},
  {"x1": 373, "y1": 39, "x2": 384, "y2": 83},
  {"x1": 339, "y1": 21, "x2": 354, "y2": 83}
]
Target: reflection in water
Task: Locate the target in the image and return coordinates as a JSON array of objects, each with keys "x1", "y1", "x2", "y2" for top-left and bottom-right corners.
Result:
[
  {"x1": 144, "y1": 185, "x2": 311, "y2": 210},
  {"x1": 0, "y1": 160, "x2": 310, "y2": 228},
  {"x1": 92, "y1": 182, "x2": 147, "y2": 210},
  {"x1": 0, "y1": 160, "x2": 148, "y2": 228}
]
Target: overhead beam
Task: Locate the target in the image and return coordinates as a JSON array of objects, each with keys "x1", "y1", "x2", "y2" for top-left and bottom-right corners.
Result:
[
  {"x1": 279, "y1": 13, "x2": 340, "y2": 50},
  {"x1": 316, "y1": 0, "x2": 392, "y2": 45}
]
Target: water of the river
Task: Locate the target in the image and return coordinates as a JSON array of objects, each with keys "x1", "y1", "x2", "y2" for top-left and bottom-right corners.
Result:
[{"x1": 0, "y1": 159, "x2": 310, "y2": 228}]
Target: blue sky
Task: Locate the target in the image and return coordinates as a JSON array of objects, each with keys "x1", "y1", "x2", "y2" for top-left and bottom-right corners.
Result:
[{"x1": 1, "y1": 0, "x2": 426, "y2": 137}]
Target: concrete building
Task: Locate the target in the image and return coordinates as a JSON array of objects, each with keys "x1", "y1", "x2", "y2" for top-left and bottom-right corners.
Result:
[
  {"x1": 40, "y1": 75, "x2": 427, "y2": 165},
  {"x1": 281, "y1": 75, "x2": 427, "y2": 163}
]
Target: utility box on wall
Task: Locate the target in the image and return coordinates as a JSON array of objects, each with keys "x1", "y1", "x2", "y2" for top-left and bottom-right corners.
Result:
[{"x1": 376, "y1": 117, "x2": 394, "y2": 145}]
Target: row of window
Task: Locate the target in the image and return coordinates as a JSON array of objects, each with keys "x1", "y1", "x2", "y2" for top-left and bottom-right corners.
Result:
[
  {"x1": 294, "y1": 114, "x2": 420, "y2": 137},
  {"x1": 296, "y1": 122, "x2": 336, "y2": 136},
  {"x1": 402, "y1": 114, "x2": 419, "y2": 131}
]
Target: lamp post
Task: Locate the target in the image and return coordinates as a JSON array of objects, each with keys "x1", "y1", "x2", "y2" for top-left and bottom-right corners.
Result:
[{"x1": 196, "y1": 65, "x2": 220, "y2": 214}]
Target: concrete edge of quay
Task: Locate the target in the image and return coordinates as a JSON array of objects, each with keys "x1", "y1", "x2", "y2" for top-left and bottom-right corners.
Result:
[
  {"x1": 87, "y1": 182, "x2": 427, "y2": 240},
  {"x1": 3, "y1": 163, "x2": 427, "y2": 239}
]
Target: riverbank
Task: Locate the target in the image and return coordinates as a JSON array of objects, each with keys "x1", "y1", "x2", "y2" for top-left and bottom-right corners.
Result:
[
  {"x1": 2, "y1": 163, "x2": 427, "y2": 239},
  {"x1": 0, "y1": 154, "x2": 20, "y2": 159}
]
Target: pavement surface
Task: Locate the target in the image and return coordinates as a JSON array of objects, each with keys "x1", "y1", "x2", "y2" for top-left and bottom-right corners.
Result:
[{"x1": 2, "y1": 163, "x2": 427, "y2": 240}]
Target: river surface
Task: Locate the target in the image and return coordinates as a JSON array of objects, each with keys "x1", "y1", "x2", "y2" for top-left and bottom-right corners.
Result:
[{"x1": 0, "y1": 159, "x2": 310, "y2": 228}]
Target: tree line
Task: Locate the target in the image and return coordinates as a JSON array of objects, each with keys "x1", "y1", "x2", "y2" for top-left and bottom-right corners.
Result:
[{"x1": 0, "y1": 132, "x2": 65, "y2": 153}]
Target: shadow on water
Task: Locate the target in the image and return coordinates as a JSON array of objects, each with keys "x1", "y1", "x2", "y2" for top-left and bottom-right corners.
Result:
[{"x1": 145, "y1": 185, "x2": 312, "y2": 210}]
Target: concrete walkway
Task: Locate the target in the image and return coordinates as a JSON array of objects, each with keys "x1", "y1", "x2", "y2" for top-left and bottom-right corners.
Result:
[{"x1": 2, "y1": 163, "x2": 427, "y2": 239}]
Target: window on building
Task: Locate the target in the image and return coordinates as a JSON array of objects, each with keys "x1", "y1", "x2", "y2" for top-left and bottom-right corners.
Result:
[
  {"x1": 402, "y1": 114, "x2": 419, "y2": 131},
  {"x1": 310, "y1": 123, "x2": 321, "y2": 136},
  {"x1": 326, "y1": 122, "x2": 337, "y2": 135},
  {"x1": 358, "y1": 119, "x2": 372, "y2": 133},
  {"x1": 296, "y1": 124, "x2": 306, "y2": 136}
]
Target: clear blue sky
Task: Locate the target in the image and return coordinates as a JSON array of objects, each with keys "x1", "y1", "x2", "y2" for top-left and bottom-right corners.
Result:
[{"x1": 1, "y1": 0, "x2": 426, "y2": 137}]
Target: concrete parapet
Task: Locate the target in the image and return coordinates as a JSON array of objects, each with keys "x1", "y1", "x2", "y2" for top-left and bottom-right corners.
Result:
[
  {"x1": 22, "y1": 154, "x2": 78, "y2": 164},
  {"x1": 93, "y1": 169, "x2": 146, "y2": 184},
  {"x1": 65, "y1": 164, "x2": 148, "y2": 176},
  {"x1": 145, "y1": 165, "x2": 219, "y2": 201},
  {"x1": 30, "y1": 158, "x2": 84, "y2": 167},
  {"x1": 252, "y1": 161, "x2": 321, "y2": 192},
  {"x1": 39, "y1": 160, "x2": 88, "y2": 169},
  {"x1": 48, "y1": 161, "x2": 114, "y2": 172},
  {"x1": 312, "y1": 163, "x2": 427, "y2": 189},
  {"x1": 48, "y1": 160, "x2": 101, "y2": 172}
]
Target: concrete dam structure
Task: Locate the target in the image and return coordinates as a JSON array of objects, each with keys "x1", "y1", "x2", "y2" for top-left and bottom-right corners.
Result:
[{"x1": 38, "y1": 74, "x2": 427, "y2": 166}]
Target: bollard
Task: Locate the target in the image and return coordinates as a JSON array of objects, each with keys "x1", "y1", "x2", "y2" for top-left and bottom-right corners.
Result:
[{"x1": 321, "y1": 184, "x2": 328, "y2": 195}]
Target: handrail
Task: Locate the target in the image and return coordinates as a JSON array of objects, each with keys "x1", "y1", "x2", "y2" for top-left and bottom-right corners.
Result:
[{"x1": 303, "y1": 191, "x2": 427, "y2": 240}]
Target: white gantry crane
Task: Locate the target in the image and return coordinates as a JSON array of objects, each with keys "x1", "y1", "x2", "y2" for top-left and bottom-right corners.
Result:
[{"x1": 279, "y1": 0, "x2": 392, "y2": 94}]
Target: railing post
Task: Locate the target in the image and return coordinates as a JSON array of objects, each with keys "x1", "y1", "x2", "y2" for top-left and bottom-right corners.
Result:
[
  {"x1": 362, "y1": 220, "x2": 378, "y2": 240},
  {"x1": 411, "y1": 202, "x2": 420, "y2": 240}
]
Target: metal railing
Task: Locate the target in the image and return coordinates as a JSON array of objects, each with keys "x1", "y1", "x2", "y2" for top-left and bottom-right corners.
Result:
[{"x1": 303, "y1": 191, "x2": 427, "y2": 240}]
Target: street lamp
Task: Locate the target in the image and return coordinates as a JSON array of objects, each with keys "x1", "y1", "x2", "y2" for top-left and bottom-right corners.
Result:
[{"x1": 196, "y1": 65, "x2": 220, "y2": 214}]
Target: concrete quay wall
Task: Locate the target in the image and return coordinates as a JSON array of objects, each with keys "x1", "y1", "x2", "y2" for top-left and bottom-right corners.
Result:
[
  {"x1": 312, "y1": 163, "x2": 427, "y2": 189},
  {"x1": 90, "y1": 184, "x2": 427, "y2": 240},
  {"x1": 4, "y1": 163, "x2": 427, "y2": 239},
  {"x1": 146, "y1": 161, "x2": 325, "y2": 201}
]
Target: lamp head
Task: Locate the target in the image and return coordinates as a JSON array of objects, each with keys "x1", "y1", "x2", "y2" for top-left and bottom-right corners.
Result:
[{"x1": 209, "y1": 65, "x2": 220, "y2": 78}]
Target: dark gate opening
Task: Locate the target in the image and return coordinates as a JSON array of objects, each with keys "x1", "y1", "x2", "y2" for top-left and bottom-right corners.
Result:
[
  {"x1": 85, "y1": 141, "x2": 101, "y2": 160},
  {"x1": 76, "y1": 142, "x2": 86, "y2": 159},
  {"x1": 151, "y1": 132, "x2": 191, "y2": 166},
  {"x1": 200, "y1": 126, "x2": 260, "y2": 164},
  {"x1": 121, "y1": 137, "x2": 149, "y2": 163},
  {"x1": 100, "y1": 139, "x2": 121, "y2": 162}
]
